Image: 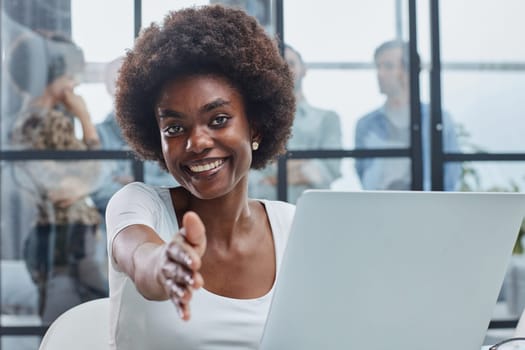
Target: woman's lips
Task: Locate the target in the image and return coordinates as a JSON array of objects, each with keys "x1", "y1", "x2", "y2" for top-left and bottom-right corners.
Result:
[{"x1": 187, "y1": 159, "x2": 225, "y2": 174}]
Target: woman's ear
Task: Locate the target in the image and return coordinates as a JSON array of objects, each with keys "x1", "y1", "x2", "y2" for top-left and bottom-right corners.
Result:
[
  {"x1": 250, "y1": 126, "x2": 261, "y2": 143},
  {"x1": 250, "y1": 128, "x2": 262, "y2": 151}
]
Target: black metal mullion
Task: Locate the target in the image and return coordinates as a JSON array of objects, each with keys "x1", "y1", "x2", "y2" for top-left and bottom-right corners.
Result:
[
  {"x1": 408, "y1": 0, "x2": 423, "y2": 191},
  {"x1": 132, "y1": 0, "x2": 145, "y2": 186},
  {"x1": 275, "y1": 0, "x2": 284, "y2": 55},
  {"x1": 132, "y1": 158, "x2": 144, "y2": 182},
  {"x1": 0, "y1": 150, "x2": 134, "y2": 161},
  {"x1": 0, "y1": 326, "x2": 48, "y2": 336},
  {"x1": 430, "y1": 0, "x2": 444, "y2": 191},
  {"x1": 286, "y1": 149, "x2": 411, "y2": 159},
  {"x1": 275, "y1": 0, "x2": 287, "y2": 202},
  {"x1": 134, "y1": 0, "x2": 141, "y2": 38},
  {"x1": 277, "y1": 156, "x2": 287, "y2": 202},
  {"x1": 1, "y1": 7, "x2": 4, "y2": 348},
  {"x1": 444, "y1": 153, "x2": 525, "y2": 162}
]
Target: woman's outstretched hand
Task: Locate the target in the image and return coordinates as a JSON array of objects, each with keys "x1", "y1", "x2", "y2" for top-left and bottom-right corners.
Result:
[{"x1": 158, "y1": 211, "x2": 206, "y2": 321}]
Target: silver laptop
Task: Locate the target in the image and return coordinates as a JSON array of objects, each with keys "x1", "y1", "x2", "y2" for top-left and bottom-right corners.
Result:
[{"x1": 260, "y1": 190, "x2": 525, "y2": 350}]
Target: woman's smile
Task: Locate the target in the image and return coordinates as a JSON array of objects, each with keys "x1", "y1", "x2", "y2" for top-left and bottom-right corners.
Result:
[{"x1": 185, "y1": 158, "x2": 227, "y2": 176}]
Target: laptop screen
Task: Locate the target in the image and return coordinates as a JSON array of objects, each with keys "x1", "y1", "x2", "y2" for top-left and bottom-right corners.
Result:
[{"x1": 260, "y1": 190, "x2": 525, "y2": 350}]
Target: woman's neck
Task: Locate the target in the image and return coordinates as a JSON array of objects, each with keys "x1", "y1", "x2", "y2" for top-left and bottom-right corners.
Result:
[{"x1": 179, "y1": 182, "x2": 256, "y2": 247}]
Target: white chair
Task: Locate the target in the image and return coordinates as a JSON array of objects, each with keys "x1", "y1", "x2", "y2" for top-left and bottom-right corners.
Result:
[
  {"x1": 39, "y1": 298, "x2": 110, "y2": 350},
  {"x1": 1, "y1": 260, "x2": 41, "y2": 350},
  {"x1": 507, "y1": 256, "x2": 525, "y2": 337},
  {"x1": 515, "y1": 309, "x2": 525, "y2": 336}
]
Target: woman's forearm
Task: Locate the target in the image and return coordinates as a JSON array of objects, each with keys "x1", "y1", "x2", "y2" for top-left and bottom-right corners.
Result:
[
  {"x1": 132, "y1": 242, "x2": 170, "y2": 300},
  {"x1": 113, "y1": 225, "x2": 169, "y2": 300}
]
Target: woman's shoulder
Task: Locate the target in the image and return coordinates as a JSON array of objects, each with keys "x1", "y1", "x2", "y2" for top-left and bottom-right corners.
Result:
[
  {"x1": 262, "y1": 199, "x2": 295, "y2": 212},
  {"x1": 105, "y1": 182, "x2": 178, "y2": 239},
  {"x1": 108, "y1": 182, "x2": 172, "y2": 208},
  {"x1": 117, "y1": 181, "x2": 157, "y2": 196},
  {"x1": 259, "y1": 199, "x2": 296, "y2": 225},
  {"x1": 120, "y1": 181, "x2": 176, "y2": 193}
]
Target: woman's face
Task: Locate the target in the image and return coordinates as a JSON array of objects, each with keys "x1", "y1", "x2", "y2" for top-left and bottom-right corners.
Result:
[{"x1": 155, "y1": 74, "x2": 255, "y2": 200}]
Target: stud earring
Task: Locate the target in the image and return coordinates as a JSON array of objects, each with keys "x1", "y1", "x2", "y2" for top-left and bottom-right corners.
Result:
[{"x1": 251, "y1": 141, "x2": 259, "y2": 151}]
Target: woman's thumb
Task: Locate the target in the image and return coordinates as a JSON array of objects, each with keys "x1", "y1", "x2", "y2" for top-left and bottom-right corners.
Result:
[{"x1": 182, "y1": 211, "x2": 206, "y2": 256}]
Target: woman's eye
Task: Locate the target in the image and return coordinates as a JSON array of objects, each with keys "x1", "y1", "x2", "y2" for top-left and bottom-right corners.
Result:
[
  {"x1": 164, "y1": 125, "x2": 184, "y2": 135},
  {"x1": 210, "y1": 115, "x2": 229, "y2": 126}
]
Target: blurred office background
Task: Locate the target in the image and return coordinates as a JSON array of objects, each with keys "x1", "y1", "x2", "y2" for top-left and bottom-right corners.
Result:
[{"x1": 1, "y1": 0, "x2": 524, "y2": 348}]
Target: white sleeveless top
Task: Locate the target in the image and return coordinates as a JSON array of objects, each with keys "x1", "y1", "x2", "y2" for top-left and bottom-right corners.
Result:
[{"x1": 106, "y1": 182, "x2": 295, "y2": 350}]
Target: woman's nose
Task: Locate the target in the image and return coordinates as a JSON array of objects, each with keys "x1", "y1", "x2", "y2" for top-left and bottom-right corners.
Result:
[{"x1": 185, "y1": 126, "x2": 213, "y2": 153}]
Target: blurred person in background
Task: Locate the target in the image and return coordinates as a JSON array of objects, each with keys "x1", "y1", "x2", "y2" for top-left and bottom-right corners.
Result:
[
  {"x1": 92, "y1": 56, "x2": 177, "y2": 215},
  {"x1": 355, "y1": 39, "x2": 461, "y2": 191},
  {"x1": 249, "y1": 44, "x2": 342, "y2": 203},
  {"x1": 8, "y1": 30, "x2": 108, "y2": 324}
]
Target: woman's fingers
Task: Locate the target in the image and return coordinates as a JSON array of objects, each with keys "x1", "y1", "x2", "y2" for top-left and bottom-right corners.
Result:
[
  {"x1": 165, "y1": 279, "x2": 192, "y2": 302},
  {"x1": 161, "y1": 261, "x2": 193, "y2": 285},
  {"x1": 161, "y1": 241, "x2": 203, "y2": 319},
  {"x1": 178, "y1": 301, "x2": 191, "y2": 321},
  {"x1": 166, "y1": 239, "x2": 202, "y2": 286},
  {"x1": 167, "y1": 238, "x2": 194, "y2": 267},
  {"x1": 161, "y1": 211, "x2": 207, "y2": 320},
  {"x1": 166, "y1": 279, "x2": 193, "y2": 320}
]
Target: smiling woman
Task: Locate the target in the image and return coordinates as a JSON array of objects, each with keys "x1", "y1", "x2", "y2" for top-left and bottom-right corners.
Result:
[
  {"x1": 105, "y1": 4, "x2": 296, "y2": 350},
  {"x1": 155, "y1": 75, "x2": 254, "y2": 199}
]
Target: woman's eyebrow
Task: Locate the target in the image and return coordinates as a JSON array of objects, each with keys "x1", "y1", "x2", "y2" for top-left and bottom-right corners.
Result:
[
  {"x1": 200, "y1": 98, "x2": 230, "y2": 113},
  {"x1": 157, "y1": 109, "x2": 185, "y2": 119},
  {"x1": 157, "y1": 98, "x2": 231, "y2": 118}
]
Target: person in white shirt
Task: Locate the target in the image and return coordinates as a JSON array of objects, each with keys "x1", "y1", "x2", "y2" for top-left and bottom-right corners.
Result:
[{"x1": 105, "y1": 5, "x2": 296, "y2": 349}]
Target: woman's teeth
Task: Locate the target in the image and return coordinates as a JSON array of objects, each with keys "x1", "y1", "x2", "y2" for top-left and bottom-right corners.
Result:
[{"x1": 189, "y1": 159, "x2": 224, "y2": 173}]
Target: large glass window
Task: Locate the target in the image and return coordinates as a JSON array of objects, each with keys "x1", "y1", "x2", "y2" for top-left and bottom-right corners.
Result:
[
  {"x1": 1, "y1": 0, "x2": 135, "y2": 346},
  {"x1": 438, "y1": 2, "x2": 525, "y2": 339},
  {"x1": 1, "y1": 0, "x2": 524, "y2": 346}
]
